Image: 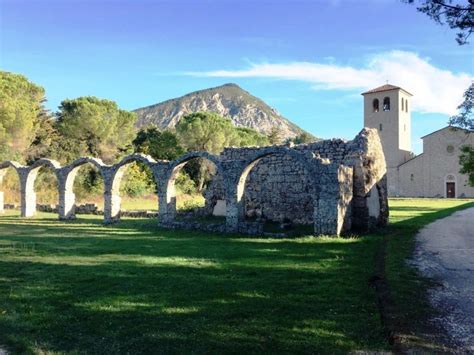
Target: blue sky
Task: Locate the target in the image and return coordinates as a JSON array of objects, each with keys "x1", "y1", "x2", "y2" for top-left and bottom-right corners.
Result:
[{"x1": 0, "y1": 0, "x2": 472, "y2": 153}]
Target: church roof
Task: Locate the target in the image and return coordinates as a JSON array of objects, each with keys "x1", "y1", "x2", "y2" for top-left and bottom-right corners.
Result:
[
  {"x1": 420, "y1": 125, "x2": 473, "y2": 139},
  {"x1": 361, "y1": 84, "x2": 413, "y2": 96}
]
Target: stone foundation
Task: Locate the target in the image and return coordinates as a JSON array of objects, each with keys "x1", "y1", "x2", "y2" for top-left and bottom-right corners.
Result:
[{"x1": 0, "y1": 128, "x2": 388, "y2": 236}]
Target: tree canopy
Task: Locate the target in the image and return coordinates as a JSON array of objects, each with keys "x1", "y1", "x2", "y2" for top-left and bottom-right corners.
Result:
[
  {"x1": 175, "y1": 112, "x2": 240, "y2": 153},
  {"x1": 449, "y1": 83, "x2": 473, "y2": 130},
  {"x1": 133, "y1": 127, "x2": 185, "y2": 161},
  {"x1": 0, "y1": 71, "x2": 46, "y2": 161},
  {"x1": 55, "y1": 96, "x2": 137, "y2": 163},
  {"x1": 404, "y1": 0, "x2": 474, "y2": 44}
]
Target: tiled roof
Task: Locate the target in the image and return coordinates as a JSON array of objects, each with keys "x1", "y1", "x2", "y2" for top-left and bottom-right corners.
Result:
[{"x1": 361, "y1": 84, "x2": 412, "y2": 96}]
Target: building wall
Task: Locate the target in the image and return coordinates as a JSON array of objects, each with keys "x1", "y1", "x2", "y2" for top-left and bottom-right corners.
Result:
[{"x1": 397, "y1": 127, "x2": 474, "y2": 198}]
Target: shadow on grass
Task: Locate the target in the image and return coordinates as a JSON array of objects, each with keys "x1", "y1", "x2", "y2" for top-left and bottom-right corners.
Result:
[{"x1": 0, "y1": 213, "x2": 387, "y2": 354}]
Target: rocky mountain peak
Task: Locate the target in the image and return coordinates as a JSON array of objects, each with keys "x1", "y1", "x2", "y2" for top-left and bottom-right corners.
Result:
[{"x1": 133, "y1": 83, "x2": 307, "y2": 139}]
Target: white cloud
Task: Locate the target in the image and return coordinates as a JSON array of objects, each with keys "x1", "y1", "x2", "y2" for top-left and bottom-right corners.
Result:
[{"x1": 188, "y1": 51, "x2": 472, "y2": 115}]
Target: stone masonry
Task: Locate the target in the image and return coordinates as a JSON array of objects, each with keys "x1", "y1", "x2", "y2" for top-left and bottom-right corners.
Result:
[{"x1": 0, "y1": 128, "x2": 388, "y2": 236}]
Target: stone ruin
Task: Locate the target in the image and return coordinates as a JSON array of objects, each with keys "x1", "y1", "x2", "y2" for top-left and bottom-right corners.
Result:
[{"x1": 0, "y1": 128, "x2": 388, "y2": 236}]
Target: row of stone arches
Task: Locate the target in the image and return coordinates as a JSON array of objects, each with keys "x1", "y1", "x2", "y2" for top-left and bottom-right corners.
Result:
[{"x1": 0, "y1": 147, "x2": 355, "y2": 235}]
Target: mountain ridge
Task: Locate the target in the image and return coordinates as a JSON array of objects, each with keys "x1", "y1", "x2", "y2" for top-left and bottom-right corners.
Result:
[{"x1": 133, "y1": 83, "x2": 308, "y2": 139}]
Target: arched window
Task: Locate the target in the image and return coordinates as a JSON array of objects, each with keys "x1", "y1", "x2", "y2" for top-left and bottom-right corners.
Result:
[
  {"x1": 383, "y1": 97, "x2": 390, "y2": 111},
  {"x1": 379, "y1": 123, "x2": 383, "y2": 131},
  {"x1": 372, "y1": 99, "x2": 379, "y2": 112},
  {"x1": 405, "y1": 100, "x2": 408, "y2": 112},
  {"x1": 401, "y1": 98, "x2": 404, "y2": 111}
]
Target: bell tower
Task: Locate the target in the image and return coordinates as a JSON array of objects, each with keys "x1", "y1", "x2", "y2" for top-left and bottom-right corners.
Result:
[{"x1": 362, "y1": 84, "x2": 413, "y2": 194}]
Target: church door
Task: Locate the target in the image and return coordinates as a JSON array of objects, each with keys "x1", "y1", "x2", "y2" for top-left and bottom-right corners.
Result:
[{"x1": 446, "y1": 182, "x2": 455, "y2": 198}]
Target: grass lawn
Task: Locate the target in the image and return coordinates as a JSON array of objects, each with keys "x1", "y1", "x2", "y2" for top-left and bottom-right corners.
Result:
[{"x1": 0, "y1": 198, "x2": 472, "y2": 354}]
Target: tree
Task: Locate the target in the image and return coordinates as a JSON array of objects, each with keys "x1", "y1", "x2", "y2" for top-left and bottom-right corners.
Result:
[
  {"x1": 268, "y1": 127, "x2": 283, "y2": 145},
  {"x1": 175, "y1": 112, "x2": 240, "y2": 153},
  {"x1": 26, "y1": 113, "x2": 60, "y2": 163},
  {"x1": 459, "y1": 145, "x2": 474, "y2": 186},
  {"x1": 404, "y1": 0, "x2": 474, "y2": 45},
  {"x1": 0, "y1": 71, "x2": 46, "y2": 161},
  {"x1": 55, "y1": 97, "x2": 137, "y2": 164},
  {"x1": 133, "y1": 126, "x2": 184, "y2": 160},
  {"x1": 449, "y1": 82, "x2": 474, "y2": 130},
  {"x1": 235, "y1": 127, "x2": 270, "y2": 146},
  {"x1": 287, "y1": 132, "x2": 317, "y2": 145},
  {"x1": 449, "y1": 83, "x2": 474, "y2": 187}
]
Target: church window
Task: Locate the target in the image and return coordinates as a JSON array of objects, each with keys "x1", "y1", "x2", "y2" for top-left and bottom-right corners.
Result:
[
  {"x1": 401, "y1": 98, "x2": 404, "y2": 111},
  {"x1": 383, "y1": 97, "x2": 390, "y2": 111},
  {"x1": 405, "y1": 100, "x2": 408, "y2": 112},
  {"x1": 447, "y1": 145, "x2": 455, "y2": 154},
  {"x1": 410, "y1": 174, "x2": 414, "y2": 182},
  {"x1": 379, "y1": 123, "x2": 383, "y2": 131},
  {"x1": 373, "y1": 99, "x2": 379, "y2": 112}
]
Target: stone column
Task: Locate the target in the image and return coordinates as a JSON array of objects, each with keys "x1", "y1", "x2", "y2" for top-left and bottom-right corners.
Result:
[
  {"x1": 18, "y1": 167, "x2": 36, "y2": 218},
  {"x1": 157, "y1": 179, "x2": 176, "y2": 224},
  {"x1": 103, "y1": 167, "x2": 121, "y2": 224},
  {"x1": 57, "y1": 169, "x2": 76, "y2": 220},
  {"x1": 314, "y1": 164, "x2": 353, "y2": 236},
  {"x1": 225, "y1": 195, "x2": 242, "y2": 233},
  {"x1": 0, "y1": 170, "x2": 5, "y2": 214},
  {"x1": 224, "y1": 165, "x2": 244, "y2": 233}
]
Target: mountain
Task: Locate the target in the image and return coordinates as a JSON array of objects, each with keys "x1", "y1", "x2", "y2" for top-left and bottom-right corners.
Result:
[{"x1": 133, "y1": 83, "x2": 307, "y2": 139}]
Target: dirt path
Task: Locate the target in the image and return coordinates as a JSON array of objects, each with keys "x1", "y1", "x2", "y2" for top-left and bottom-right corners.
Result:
[{"x1": 413, "y1": 207, "x2": 474, "y2": 351}]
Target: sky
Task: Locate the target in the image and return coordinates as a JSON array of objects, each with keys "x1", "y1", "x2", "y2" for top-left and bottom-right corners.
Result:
[{"x1": 0, "y1": 0, "x2": 472, "y2": 153}]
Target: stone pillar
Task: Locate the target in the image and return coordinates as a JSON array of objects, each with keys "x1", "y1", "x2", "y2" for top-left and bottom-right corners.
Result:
[
  {"x1": 18, "y1": 167, "x2": 36, "y2": 218},
  {"x1": 224, "y1": 166, "x2": 245, "y2": 233},
  {"x1": 314, "y1": 164, "x2": 353, "y2": 236},
  {"x1": 0, "y1": 170, "x2": 5, "y2": 214},
  {"x1": 103, "y1": 167, "x2": 121, "y2": 224},
  {"x1": 225, "y1": 196, "x2": 242, "y2": 233},
  {"x1": 157, "y1": 179, "x2": 176, "y2": 224},
  {"x1": 57, "y1": 170, "x2": 76, "y2": 220},
  {"x1": 153, "y1": 164, "x2": 175, "y2": 225}
]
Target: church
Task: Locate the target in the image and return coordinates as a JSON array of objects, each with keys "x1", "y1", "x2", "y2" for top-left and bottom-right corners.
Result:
[{"x1": 362, "y1": 84, "x2": 474, "y2": 198}]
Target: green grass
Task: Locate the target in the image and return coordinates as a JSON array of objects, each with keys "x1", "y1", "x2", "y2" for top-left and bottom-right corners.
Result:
[{"x1": 0, "y1": 198, "x2": 472, "y2": 354}]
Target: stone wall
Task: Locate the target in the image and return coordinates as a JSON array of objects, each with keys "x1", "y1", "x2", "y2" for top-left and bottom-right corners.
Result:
[{"x1": 0, "y1": 128, "x2": 388, "y2": 236}]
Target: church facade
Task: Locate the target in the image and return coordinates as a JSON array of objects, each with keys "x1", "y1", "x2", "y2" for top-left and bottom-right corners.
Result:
[{"x1": 362, "y1": 84, "x2": 474, "y2": 198}]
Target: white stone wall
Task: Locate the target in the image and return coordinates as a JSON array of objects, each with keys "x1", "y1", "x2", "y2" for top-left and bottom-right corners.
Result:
[{"x1": 397, "y1": 127, "x2": 474, "y2": 198}]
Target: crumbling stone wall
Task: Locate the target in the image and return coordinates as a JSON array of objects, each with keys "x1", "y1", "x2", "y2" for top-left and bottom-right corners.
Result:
[{"x1": 0, "y1": 128, "x2": 388, "y2": 236}]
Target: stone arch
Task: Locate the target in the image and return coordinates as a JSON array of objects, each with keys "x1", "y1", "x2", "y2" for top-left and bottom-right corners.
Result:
[
  {"x1": 236, "y1": 148, "x2": 317, "y2": 203},
  {"x1": 58, "y1": 157, "x2": 106, "y2": 220},
  {"x1": 104, "y1": 153, "x2": 158, "y2": 223},
  {"x1": 227, "y1": 147, "x2": 319, "y2": 232},
  {"x1": 159, "y1": 152, "x2": 222, "y2": 223},
  {"x1": 0, "y1": 161, "x2": 24, "y2": 214},
  {"x1": 22, "y1": 159, "x2": 61, "y2": 217}
]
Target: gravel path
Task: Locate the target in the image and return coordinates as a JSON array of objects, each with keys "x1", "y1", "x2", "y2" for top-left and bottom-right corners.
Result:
[{"x1": 413, "y1": 207, "x2": 474, "y2": 351}]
